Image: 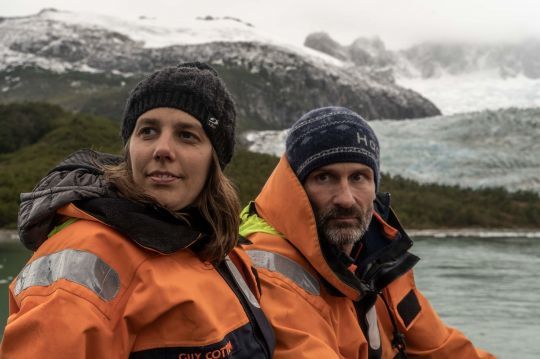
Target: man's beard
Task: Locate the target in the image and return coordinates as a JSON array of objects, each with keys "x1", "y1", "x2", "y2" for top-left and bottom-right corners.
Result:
[{"x1": 316, "y1": 203, "x2": 373, "y2": 253}]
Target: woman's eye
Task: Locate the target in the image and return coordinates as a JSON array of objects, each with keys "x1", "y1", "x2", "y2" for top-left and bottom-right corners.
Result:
[
  {"x1": 139, "y1": 127, "x2": 157, "y2": 136},
  {"x1": 179, "y1": 131, "x2": 199, "y2": 141}
]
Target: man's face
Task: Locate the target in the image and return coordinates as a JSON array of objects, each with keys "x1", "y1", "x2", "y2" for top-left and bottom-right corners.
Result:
[{"x1": 303, "y1": 162, "x2": 376, "y2": 254}]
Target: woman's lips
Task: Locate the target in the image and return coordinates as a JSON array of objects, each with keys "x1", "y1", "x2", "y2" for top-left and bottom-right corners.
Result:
[{"x1": 147, "y1": 171, "x2": 180, "y2": 184}]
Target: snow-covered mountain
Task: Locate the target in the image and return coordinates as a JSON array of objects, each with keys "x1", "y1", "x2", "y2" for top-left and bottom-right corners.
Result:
[
  {"x1": 0, "y1": 9, "x2": 316, "y2": 73},
  {"x1": 245, "y1": 108, "x2": 540, "y2": 194},
  {"x1": 305, "y1": 33, "x2": 540, "y2": 115},
  {"x1": 2, "y1": 9, "x2": 538, "y2": 194},
  {"x1": 0, "y1": 9, "x2": 439, "y2": 129}
]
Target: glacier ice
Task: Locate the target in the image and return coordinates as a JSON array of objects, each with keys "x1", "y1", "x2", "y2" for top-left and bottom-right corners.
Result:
[
  {"x1": 397, "y1": 73, "x2": 540, "y2": 115},
  {"x1": 244, "y1": 108, "x2": 540, "y2": 194}
]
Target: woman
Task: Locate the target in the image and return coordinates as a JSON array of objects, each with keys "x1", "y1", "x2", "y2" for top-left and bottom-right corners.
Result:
[{"x1": 1, "y1": 62, "x2": 274, "y2": 358}]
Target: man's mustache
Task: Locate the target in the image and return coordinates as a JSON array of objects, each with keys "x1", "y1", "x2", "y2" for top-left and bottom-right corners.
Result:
[{"x1": 319, "y1": 206, "x2": 364, "y2": 223}]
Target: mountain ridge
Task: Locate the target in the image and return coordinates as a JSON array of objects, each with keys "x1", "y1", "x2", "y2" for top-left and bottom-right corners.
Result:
[
  {"x1": 304, "y1": 31, "x2": 540, "y2": 80},
  {"x1": 0, "y1": 9, "x2": 440, "y2": 129}
]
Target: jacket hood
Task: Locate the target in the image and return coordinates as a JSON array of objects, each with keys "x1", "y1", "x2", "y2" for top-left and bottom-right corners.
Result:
[
  {"x1": 18, "y1": 149, "x2": 120, "y2": 251},
  {"x1": 254, "y1": 155, "x2": 367, "y2": 299},
  {"x1": 252, "y1": 155, "x2": 417, "y2": 301}
]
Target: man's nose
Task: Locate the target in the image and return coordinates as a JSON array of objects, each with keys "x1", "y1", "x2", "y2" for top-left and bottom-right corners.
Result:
[{"x1": 333, "y1": 181, "x2": 355, "y2": 208}]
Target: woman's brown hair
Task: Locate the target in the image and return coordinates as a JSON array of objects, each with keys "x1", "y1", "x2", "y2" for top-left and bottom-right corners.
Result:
[{"x1": 102, "y1": 142, "x2": 240, "y2": 263}]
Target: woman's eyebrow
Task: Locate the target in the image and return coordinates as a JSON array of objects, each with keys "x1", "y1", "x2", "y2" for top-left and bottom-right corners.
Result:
[
  {"x1": 135, "y1": 118, "x2": 160, "y2": 127},
  {"x1": 174, "y1": 122, "x2": 205, "y2": 134},
  {"x1": 175, "y1": 122, "x2": 199, "y2": 129}
]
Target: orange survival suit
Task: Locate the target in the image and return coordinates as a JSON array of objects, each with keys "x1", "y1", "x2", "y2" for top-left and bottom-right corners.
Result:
[
  {"x1": 1, "y1": 149, "x2": 274, "y2": 358},
  {"x1": 240, "y1": 156, "x2": 495, "y2": 359}
]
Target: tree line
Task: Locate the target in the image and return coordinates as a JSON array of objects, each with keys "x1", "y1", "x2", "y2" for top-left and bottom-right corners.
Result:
[{"x1": 1, "y1": 102, "x2": 539, "y2": 229}]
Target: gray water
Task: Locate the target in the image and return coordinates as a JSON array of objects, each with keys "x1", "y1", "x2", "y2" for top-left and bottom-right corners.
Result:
[
  {"x1": 412, "y1": 236, "x2": 540, "y2": 359},
  {"x1": 1, "y1": 233, "x2": 539, "y2": 358}
]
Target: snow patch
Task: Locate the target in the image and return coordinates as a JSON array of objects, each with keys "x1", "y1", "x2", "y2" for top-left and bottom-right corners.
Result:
[
  {"x1": 34, "y1": 9, "x2": 342, "y2": 66},
  {"x1": 396, "y1": 72, "x2": 540, "y2": 115}
]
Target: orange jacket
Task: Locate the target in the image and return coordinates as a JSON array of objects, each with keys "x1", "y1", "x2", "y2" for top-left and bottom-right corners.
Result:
[
  {"x1": 240, "y1": 155, "x2": 495, "y2": 359},
  {"x1": 2, "y1": 203, "x2": 273, "y2": 358},
  {"x1": 1, "y1": 149, "x2": 274, "y2": 359}
]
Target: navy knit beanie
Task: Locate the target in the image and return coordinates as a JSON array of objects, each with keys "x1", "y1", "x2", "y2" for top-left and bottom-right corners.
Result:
[
  {"x1": 121, "y1": 62, "x2": 236, "y2": 169},
  {"x1": 286, "y1": 106, "x2": 380, "y2": 190}
]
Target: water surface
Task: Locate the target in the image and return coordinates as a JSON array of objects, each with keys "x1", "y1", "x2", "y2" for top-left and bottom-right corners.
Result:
[
  {"x1": 1, "y1": 233, "x2": 538, "y2": 358},
  {"x1": 412, "y1": 236, "x2": 540, "y2": 358}
]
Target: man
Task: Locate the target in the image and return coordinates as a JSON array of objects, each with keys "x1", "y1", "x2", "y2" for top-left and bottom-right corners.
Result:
[{"x1": 240, "y1": 106, "x2": 495, "y2": 358}]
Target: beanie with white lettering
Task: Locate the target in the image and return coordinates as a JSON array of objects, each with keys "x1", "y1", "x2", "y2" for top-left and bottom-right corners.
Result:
[{"x1": 286, "y1": 106, "x2": 380, "y2": 190}]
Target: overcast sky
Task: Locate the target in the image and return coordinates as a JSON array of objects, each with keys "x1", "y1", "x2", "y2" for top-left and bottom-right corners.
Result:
[{"x1": 3, "y1": 0, "x2": 540, "y2": 49}]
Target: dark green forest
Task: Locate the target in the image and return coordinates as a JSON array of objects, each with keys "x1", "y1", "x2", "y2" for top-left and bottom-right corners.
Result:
[{"x1": 1, "y1": 102, "x2": 539, "y2": 229}]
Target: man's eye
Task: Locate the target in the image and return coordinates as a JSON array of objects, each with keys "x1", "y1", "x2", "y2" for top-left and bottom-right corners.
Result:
[{"x1": 316, "y1": 174, "x2": 330, "y2": 182}]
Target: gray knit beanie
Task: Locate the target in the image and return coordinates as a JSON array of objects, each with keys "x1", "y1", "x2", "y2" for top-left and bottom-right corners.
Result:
[
  {"x1": 121, "y1": 62, "x2": 236, "y2": 168},
  {"x1": 286, "y1": 106, "x2": 380, "y2": 190}
]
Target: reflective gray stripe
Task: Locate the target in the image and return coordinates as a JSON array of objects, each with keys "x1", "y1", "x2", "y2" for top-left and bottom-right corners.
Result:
[
  {"x1": 224, "y1": 256, "x2": 260, "y2": 308},
  {"x1": 366, "y1": 305, "x2": 381, "y2": 350},
  {"x1": 246, "y1": 250, "x2": 320, "y2": 296},
  {"x1": 14, "y1": 249, "x2": 120, "y2": 301}
]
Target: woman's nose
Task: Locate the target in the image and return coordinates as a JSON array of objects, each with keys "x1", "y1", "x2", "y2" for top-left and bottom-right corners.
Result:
[{"x1": 153, "y1": 134, "x2": 176, "y2": 161}]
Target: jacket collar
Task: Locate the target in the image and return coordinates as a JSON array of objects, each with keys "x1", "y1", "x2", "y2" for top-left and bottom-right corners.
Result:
[{"x1": 60, "y1": 199, "x2": 207, "y2": 254}]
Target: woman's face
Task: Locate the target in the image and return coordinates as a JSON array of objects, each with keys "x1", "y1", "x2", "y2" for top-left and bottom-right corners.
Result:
[{"x1": 129, "y1": 107, "x2": 213, "y2": 211}]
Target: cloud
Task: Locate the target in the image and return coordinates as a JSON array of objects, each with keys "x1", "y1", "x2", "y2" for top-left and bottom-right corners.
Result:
[{"x1": 4, "y1": 0, "x2": 540, "y2": 49}]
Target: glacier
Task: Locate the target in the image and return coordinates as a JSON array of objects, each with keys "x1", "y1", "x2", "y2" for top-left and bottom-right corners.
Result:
[
  {"x1": 302, "y1": 32, "x2": 540, "y2": 116},
  {"x1": 245, "y1": 108, "x2": 540, "y2": 194},
  {"x1": 397, "y1": 72, "x2": 540, "y2": 115}
]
